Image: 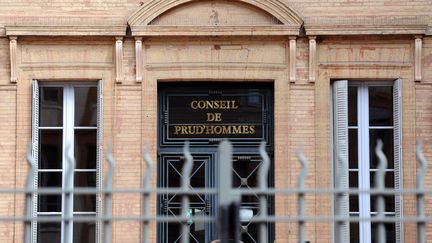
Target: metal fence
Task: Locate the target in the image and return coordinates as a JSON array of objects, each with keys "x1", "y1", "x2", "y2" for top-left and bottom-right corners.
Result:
[{"x1": 0, "y1": 139, "x2": 430, "y2": 243}]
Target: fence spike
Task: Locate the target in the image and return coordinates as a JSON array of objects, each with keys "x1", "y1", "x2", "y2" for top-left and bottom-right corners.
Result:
[
  {"x1": 335, "y1": 152, "x2": 348, "y2": 243},
  {"x1": 64, "y1": 142, "x2": 75, "y2": 243},
  {"x1": 296, "y1": 145, "x2": 308, "y2": 243},
  {"x1": 181, "y1": 141, "x2": 193, "y2": 243},
  {"x1": 24, "y1": 143, "x2": 35, "y2": 243},
  {"x1": 416, "y1": 141, "x2": 427, "y2": 243},
  {"x1": 375, "y1": 139, "x2": 387, "y2": 243},
  {"x1": 258, "y1": 141, "x2": 270, "y2": 243},
  {"x1": 104, "y1": 144, "x2": 115, "y2": 243},
  {"x1": 142, "y1": 143, "x2": 154, "y2": 243},
  {"x1": 218, "y1": 140, "x2": 240, "y2": 243}
]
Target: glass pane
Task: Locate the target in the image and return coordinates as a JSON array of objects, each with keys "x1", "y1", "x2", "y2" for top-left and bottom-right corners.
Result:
[
  {"x1": 370, "y1": 129, "x2": 394, "y2": 169},
  {"x1": 370, "y1": 172, "x2": 396, "y2": 212},
  {"x1": 369, "y1": 86, "x2": 393, "y2": 126},
  {"x1": 40, "y1": 87, "x2": 63, "y2": 127},
  {"x1": 37, "y1": 219, "x2": 61, "y2": 243},
  {"x1": 167, "y1": 159, "x2": 206, "y2": 204},
  {"x1": 74, "y1": 87, "x2": 97, "y2": 127},
  {"x1": 73, "y1": 221, "x2": 96, "y2": 243},
  {"x1": 39, "y1": 129, "x2": 62, "y2": 169},
  {"x1": 349, "y1": 171, "x2": 359, "y2": 212},
  {"x1": 370, "y1": 195, "x2": 396, "y2": 212},
  {"x1": 233, "y1": 160, "x2": 262, "y2": 204},
  {"x1": 38, "y1": 172, "x2": 62, "y2": 212},
  {"x1": 166, "y1": 215, "x2": 205, "y2": 243},
  {"x1": 348, "y1": 86, "x2": 358, "y2": 126},
  {"x1": 74, "y1": 129, "x2": 97, "y2": 169},
  {"x1": 73, "y1": 196, "x2": 96, "y2": 212},
  {"x1": 349, "y1": 171, "x2": 358, "y2": 188},
  {"x1": 371, "y1": 223, "x2": 396, "y2": 243},
  {"x1": 74, "y1": 172, "x2": 96, "y2": 212},
  {"x1": 370, "y1": 172, "x2": 395, "y2": 188},
  {"x1": 349, "y1": 194, "x2": 359, "y2": 212},
  {"x1": 240, "y1": 219, "x2": 260, "y2": 243},
  {"x1": 349, "y1": 221, "x2": 360, "y2": 243},
  {"x1": 349, "y1": 129, "x2": 358, "y2": 169},
  {"x1": 74, "y1": 172, "x2": 96, "y2": 187}
]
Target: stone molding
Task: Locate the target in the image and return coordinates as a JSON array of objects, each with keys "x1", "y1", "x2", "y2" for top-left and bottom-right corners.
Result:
[
  {"x1": 5, "y1": 25, "x2": 126, "y2": 36},
  {"x1": 135, "y1": 37, "x2": 143, "y2": 83},
  {"x1": 130, "y1": 25, "x2": 300, "y2": 36},
  {"x1": 415, "y1": 36, "x2": 422, "y2": 82},
  {"x1": 9, "y1": 36, "x2": 17, "y2": 83},
  {"x1": 115, "y1": 37, "x2": 124, "y2": 84},
  {"x1": 305, "y1": 24, "x2": 428, "y2": 36},
  {"x1": 308, "y1": 36, "x2": 316, "y2": 83},
  {"x1": 289, "y1": 37, "x2": 296, "y2": 82},
  {"x1": 128, "y1": 0, "x2": 303, "y2": 37}
]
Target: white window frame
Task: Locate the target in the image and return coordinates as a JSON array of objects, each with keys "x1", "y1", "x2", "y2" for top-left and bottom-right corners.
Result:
[
  {"x1": 31, "y1": 80, "x2": 103, "y2": 243},
  {"x1": 332, "y1": 79, "x2": 403, "y2": 243}
]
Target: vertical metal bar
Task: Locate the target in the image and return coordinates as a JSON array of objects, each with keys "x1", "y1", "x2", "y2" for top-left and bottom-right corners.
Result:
[
  {"x1": 64, "y1": 142, "x2": 75, "y2": 243},
  {"x1": 142, "y1": 144, "x2": 153, "y2": 243},
  {"x1": 181, "y1": 141, "x2": 193, "y2": 243},
  {"x1": 375, "y1": 140, "x2": 387, "y2": 243},
  {"x1": 218, "y1": 140, "x2": 239, "y2": 243},
  {"x1": 335, "y1": 153, "x2": 348, "y2": 243},
  {"x1": 24, "y1": 144, "x2": 35, "y2": 243},
  {"x1": 258, "y1": 141, "x2": 270, "y2": 243},
  {"x1": 416, "y1": 141, "x2": 427, "y2": 243},
  {"x1": 296, "y1": 146, "x2": 308, "y2": 243},
  {"x1": 104, "y1": 144, "x2": 115, "y2": 243}
]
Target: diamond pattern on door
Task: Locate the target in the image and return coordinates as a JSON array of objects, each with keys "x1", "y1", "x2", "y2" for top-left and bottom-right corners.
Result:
[
  {"x1": 232, "y1": 156, "x2": 272, "y2": 243},
  {"x1": 158, "y1": 154, "x2": 215, "y2": 243}
]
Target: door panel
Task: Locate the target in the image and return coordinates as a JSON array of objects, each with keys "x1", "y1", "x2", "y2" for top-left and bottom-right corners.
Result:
[
  {"x1": 158, "y1": 154, "x2": 215, "y2": 243},
  {"x1": 232, "y1": 155, "x2": 274, "y2": 243}
]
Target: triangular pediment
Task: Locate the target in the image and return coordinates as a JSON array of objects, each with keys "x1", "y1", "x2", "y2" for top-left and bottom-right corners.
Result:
[{"x1": 128, "y1": 0, "x2": 303, "y2": 36}]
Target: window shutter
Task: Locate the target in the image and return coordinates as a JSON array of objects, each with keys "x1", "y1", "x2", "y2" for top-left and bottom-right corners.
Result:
[
  {"x1": 96, "y1": 80, "x2": 104, "y2": 243},
  {"x1": 332, "y1": 80, "x2": 350, "y2": 243},
  {"x1": 393, "y1": 78, "x2": 403, "y2": 243},
  {"x1": 31, "y1": 80, "x2": 39, "y2": 243}
]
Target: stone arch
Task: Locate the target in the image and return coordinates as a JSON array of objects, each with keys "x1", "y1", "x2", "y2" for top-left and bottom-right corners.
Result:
[{"x1": 128, "y1": 0, "x2": 303, "y2": 36}]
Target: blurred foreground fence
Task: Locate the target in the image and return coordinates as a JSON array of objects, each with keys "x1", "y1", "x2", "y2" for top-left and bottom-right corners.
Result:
[{"x1": 0, "y1": 139, "x2": 430, "y2": 243}]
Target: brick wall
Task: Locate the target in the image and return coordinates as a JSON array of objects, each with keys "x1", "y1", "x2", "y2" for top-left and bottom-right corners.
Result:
[{"x1": 0, "y1": 1, "x2": 431, "y2": 242}]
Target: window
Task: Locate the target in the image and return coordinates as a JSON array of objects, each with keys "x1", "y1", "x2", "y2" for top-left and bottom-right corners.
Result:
[
  {"x1": 32, "y1": 81, "x2": 103, "y2": 243},
  {"x1": 332, "y1": 80, "x2": 402, "y2": 243}
]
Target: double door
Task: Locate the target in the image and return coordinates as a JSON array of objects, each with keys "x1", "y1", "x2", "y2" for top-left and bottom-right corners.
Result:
[{"x1": 157, "y1": 83, "x2": 274, "y2": 243}]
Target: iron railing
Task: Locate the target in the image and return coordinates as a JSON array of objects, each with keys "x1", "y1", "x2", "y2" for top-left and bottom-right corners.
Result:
[{"x1": 0, "y1": 139, "x2": 429, "y2": 243}]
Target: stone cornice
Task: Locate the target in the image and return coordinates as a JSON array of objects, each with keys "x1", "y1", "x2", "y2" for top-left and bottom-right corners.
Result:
[
  {"x1": 427, "y1": 26, "x2": 432, "y2": 36},
  {"x1": 131, "y1": 25, "x2": 301, "y2": 36},
  {"x1": 305, "y1": 24, "x2": 428, "y2": 36},
  {"x1": 5, "y1": 25, "x2": 126, "y2": 37}
]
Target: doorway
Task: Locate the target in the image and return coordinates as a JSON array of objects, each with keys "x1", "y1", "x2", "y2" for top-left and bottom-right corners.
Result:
[{"x1": 157, "y1": 82, "x2": 274, "y2": 243}]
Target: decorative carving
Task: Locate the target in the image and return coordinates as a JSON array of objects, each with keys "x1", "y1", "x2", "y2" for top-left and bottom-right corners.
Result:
[
  {"x1": 115, "y1": 37, "x2": 123, "y2": 84},
  {"x1": 289, "y1": 37, "x2": 296, "y2": 82},
  {"x1": 308, "y1": 36, "x2": 317, "y2": 83},
  {"x1": 415, "y1": 36, "x2": 422, "y2": 82},
  {"x1": 135, "y1": 37, "x2": 143, "y2": 83},
  {"x1": 9, "y1": 36, "x2": 17, "y2": 83}
]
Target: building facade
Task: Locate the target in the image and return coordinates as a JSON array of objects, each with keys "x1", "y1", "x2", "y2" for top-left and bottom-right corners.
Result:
[{"x1": 0, "y1": 0, "x2": 432, "y2": 242}]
